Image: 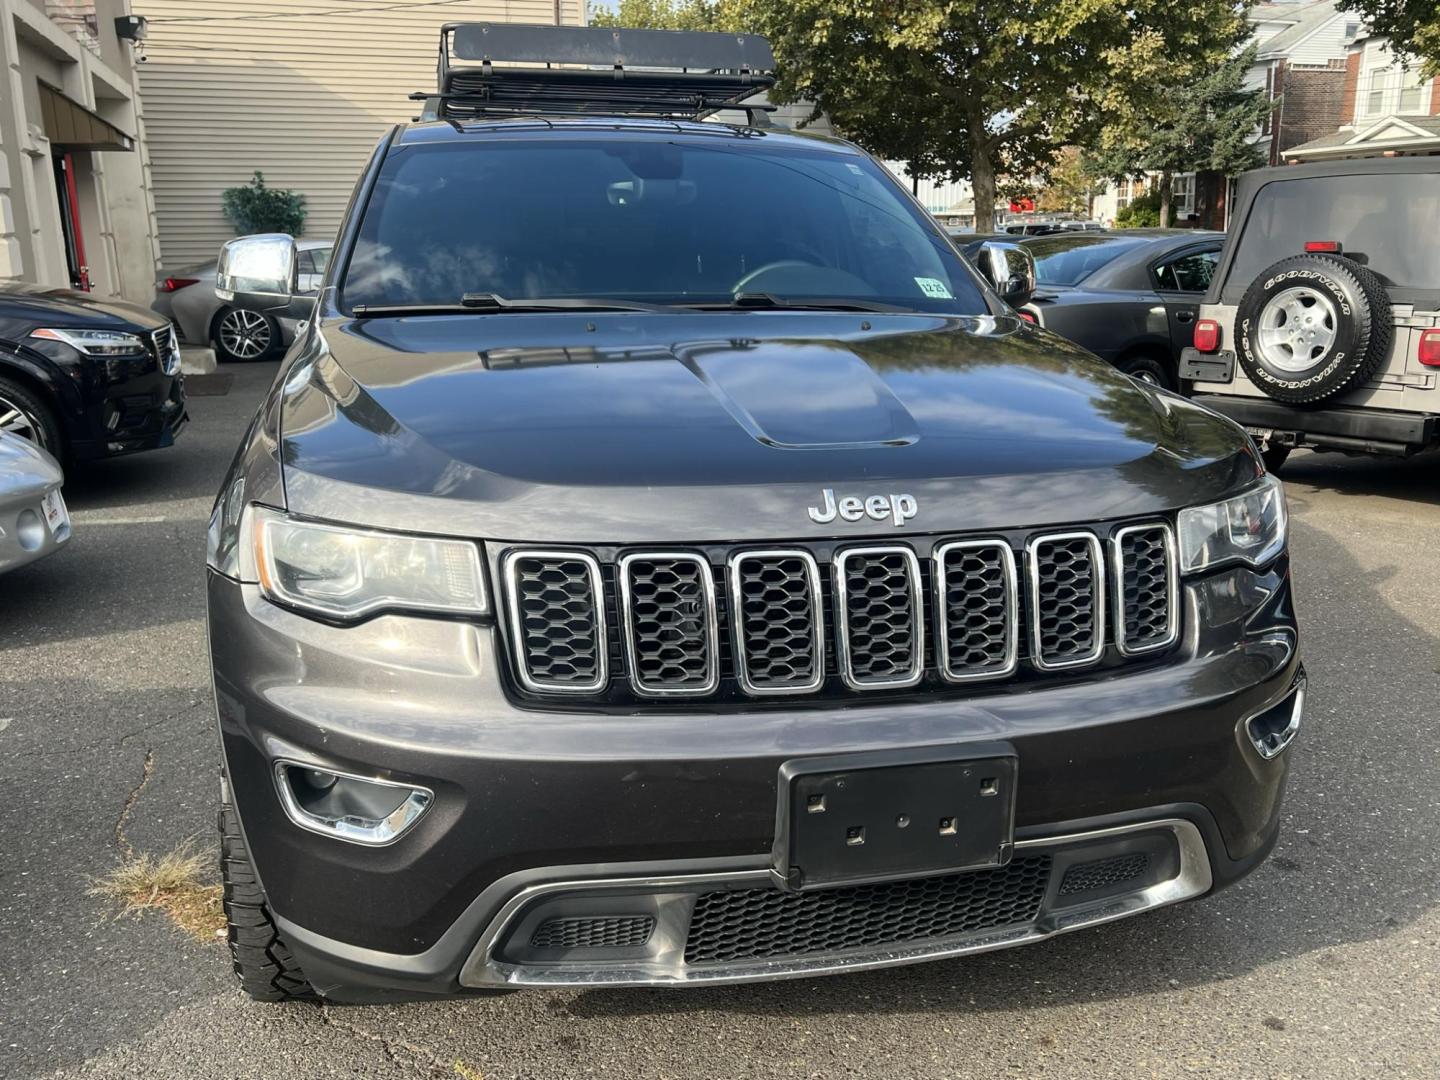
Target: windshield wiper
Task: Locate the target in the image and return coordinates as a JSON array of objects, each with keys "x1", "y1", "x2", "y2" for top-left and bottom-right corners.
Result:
[
  {"x1": 350, "y1": 294, "x2": 673, "y2": 317},
  {"x1": 685, "y1": 293, "x2": 912, "y2": 313}
]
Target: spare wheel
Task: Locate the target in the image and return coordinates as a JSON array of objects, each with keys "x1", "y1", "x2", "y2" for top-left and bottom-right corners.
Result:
[{"x1": 1234, "y1": 253, "x2": 1392, "y2": 405}]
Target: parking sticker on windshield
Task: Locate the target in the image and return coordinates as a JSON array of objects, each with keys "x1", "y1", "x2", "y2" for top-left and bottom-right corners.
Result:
[{"x1": 915, "y1": 277, "x2": 953, "y2": 300}]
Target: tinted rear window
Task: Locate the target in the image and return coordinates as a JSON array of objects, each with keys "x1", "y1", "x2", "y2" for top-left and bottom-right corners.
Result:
[
  {"x1": 1026, "y1": 235, "x2": 1150, "y2": 286},
  {"x1": 341, "y1": 138, "x2": 987, "y2": 314},
  {"x1": 1227, "y1": 173, "x2": 1440, "y2": 290}
]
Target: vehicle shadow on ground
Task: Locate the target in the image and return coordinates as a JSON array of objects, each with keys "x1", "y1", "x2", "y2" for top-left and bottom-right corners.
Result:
[
  {"x1": 1279, "y1": 447, "x2": 1440, "y2": 506},
  {"x1": 554, "y1": 505, "x2": 1438, "y2": 1023}
]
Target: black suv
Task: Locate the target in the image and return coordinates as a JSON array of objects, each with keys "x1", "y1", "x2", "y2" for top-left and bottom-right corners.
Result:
[
  {"x1": 206, "y1": 24, "x2": 1302, "y2": 1003},
  {"x1": 0, "y1": 284, "x2": 186, "y2": 462}
]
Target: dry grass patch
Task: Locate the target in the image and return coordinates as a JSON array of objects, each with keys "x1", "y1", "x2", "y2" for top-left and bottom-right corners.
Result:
[{"x1": 90, "y1": 843, "x2": 225, "y2": 942}]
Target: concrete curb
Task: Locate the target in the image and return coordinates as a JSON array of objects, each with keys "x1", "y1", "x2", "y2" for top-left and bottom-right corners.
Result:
[{"x1": 180, "y1": 347, "x2": 217, "y2": 375}]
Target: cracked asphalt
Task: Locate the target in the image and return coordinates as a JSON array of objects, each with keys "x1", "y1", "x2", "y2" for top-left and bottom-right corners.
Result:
[{"x1": 2, "y1": 360, "x2": 1438, "y2": 1079}]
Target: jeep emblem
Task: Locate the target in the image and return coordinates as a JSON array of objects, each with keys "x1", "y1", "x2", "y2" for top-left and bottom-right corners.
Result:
[{"x1": 807, "y1": 488, "x2": 918, "y2": 527}]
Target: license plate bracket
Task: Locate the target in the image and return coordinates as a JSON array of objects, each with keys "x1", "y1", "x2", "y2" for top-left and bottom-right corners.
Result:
[{"x1": 772, "y1": 744, "x2": 1017, "y2": 892}]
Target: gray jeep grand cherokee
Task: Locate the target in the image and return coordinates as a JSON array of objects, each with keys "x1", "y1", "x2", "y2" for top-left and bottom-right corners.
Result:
[{"x1": 205, "y1": 25, "x2": 1302, "y2": 1003}]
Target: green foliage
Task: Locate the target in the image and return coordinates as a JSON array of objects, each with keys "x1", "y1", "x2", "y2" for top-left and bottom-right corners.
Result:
[
  {"x1": 1114, "y1": 189, "x2": 1162, "y2": 229},
  {"x1": 1337, "y1": 1, "x2": 1440, "y2": 78},
  {"x1": 1036, "y1": 147, "x2": 1103, "y2": 215},
  {"x1": 589, "y1": 0, "x2": 742, "y2": 30},
  {"x1": 740, "y1": 0, "x2": 1253, "y2": 231},
  {"x1": 220, "y1": 171, "x2": 306, "y2": 237}
]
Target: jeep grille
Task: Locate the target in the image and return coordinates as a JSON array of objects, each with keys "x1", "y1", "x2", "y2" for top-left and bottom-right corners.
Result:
[{"x1": 501, "y1": 522, "x2": 1177, "y2": 702}]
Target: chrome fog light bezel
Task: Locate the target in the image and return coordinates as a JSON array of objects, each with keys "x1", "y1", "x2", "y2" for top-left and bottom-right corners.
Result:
[
  {"x1": 272, "y1": 760, "x2": 433, "y2": 846},
  {"x1": 1244, "y1": 674, "x2": 1306, "y2": 760}
]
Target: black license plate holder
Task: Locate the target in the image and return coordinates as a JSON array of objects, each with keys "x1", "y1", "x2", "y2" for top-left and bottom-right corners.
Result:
[{"x1": 772, "y1": 744, "x2": 1017, "y2": 891}]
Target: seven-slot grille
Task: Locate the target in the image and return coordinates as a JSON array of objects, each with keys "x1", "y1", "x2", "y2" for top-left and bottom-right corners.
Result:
[{"x1": 503, "y1": 523, "x2": 1176, "y2": 699}]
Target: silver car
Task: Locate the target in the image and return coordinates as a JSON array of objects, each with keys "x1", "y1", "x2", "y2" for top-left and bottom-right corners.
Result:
[
  {"x1": 152, "y1": 237, "x2": 330, "y2": 363},
  {"x1": 0, "y1": 432, "x2": 70, "y2": 575}
]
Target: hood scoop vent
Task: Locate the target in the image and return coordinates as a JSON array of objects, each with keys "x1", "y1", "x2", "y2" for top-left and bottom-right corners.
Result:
[{"x1": 680, "y1": 342, "x2": 919, "y2": 450}]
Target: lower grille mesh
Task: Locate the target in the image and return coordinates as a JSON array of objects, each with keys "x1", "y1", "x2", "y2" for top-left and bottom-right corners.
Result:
[
  {"x1": 683, "y1": 855, "x2": 1053, "y2": 965},
  {"x1": 531, "y1": 915, "x2": 656, "y2": 949},
  {"x1": 1059, "y1": 852, "x2": 1151, "y2": 896}
]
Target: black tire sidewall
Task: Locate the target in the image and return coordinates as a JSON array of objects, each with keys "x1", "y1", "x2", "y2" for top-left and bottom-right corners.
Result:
[
  {"x1": 211, "y1": 308, "x2": 279, "y2": 363},
  {"x1": 1234, "y1": 255, "x2": 1390, "y2": 405},
  {"x1": 0, "y1": 374, "x2": 64, "y2": 459}
]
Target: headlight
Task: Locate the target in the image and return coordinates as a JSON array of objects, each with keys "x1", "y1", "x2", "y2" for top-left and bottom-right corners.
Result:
[
  {"x1": 30, "y1": 327, "x2": 147, "y2": 356},
  {"x1": 1177, "y1": 474, "x2": 1287, "y2": 573},
  {"x1": 253, "y1": 507, "x2": 487, "y2": 619}
]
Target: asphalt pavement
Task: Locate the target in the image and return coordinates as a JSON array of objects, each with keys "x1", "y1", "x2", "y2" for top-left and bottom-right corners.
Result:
[{"x1": 1, "y1": 360, "x2": 1437, "y2": 1079}]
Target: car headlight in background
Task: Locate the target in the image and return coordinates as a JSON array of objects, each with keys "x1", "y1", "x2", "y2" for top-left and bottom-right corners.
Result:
[
  {"x1": 253, "y1": 507, "x2": 487, "y2": 620},
  {"x1": 1177, "y1": 474, "x2": 1287, "y2": 573},
  {"x1": 30, "y1": 327, "x2": 147, "y2": 356}
]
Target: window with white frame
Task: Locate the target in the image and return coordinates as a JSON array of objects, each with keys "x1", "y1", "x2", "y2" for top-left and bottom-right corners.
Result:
[
  {"x1": 1362, "y1": 61, "x2": 1430, "y2": 116},
  {"x1": 1172, "y1": 173, "x2": 1195, "y2": 217}
]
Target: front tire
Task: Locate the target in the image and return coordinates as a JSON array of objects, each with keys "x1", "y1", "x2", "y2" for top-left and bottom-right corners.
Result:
[
  {"x1": 212, "y1": 307, "x2": 279, "y2": 363},
  {"x1": 220, "y1": 784, "x2": 314, "y2": 1002},
  {"x1": 0, "y1": 375, "x2": 63, "y2": 458}
]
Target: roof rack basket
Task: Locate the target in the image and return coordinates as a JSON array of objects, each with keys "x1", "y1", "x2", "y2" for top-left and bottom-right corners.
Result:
[{"x1": 411, "y1": 23, "x2": 777, "y2": 125}]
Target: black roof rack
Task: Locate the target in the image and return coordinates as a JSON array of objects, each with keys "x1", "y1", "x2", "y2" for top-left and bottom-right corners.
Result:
[{"x1": 411, "y1": 23, "x2": 777, "y2": 125}]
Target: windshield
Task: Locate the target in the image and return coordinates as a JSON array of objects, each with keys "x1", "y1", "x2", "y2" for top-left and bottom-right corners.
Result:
[
  {"x1": 340, "y1": 138, "x2": 988, "y2": 314},
  {"x1": 1227, "y1": 172, "x2": 1440, "y2": 291},
  {"x1": 1026, "y1": 234, "x2": 1151, "y2": 286}
]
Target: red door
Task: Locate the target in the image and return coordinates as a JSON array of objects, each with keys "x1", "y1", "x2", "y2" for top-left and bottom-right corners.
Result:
[{"x1": 53, "y1": 153, "x2": 91, "y2": 291}]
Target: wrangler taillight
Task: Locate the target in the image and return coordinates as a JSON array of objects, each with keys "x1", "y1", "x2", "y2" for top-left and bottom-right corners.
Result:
[
  {"x1": 1193, "y1": 319, "x2": 1221, "y2": 353},
  {"x1": 1304, "y1": 241, "x2": 1342, "y2": 254},
  {"x1": 1419, "y1": 329, "x2": 1440, "y2": 368}
]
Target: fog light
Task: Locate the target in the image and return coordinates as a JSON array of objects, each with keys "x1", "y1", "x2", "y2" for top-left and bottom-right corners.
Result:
[
  {"x1": 1245, "y1": 674, "x2": 1305, "y2": 760},
  {"x1": 16, "y1": 509, "x2": 45, "y2": 552},
  {"x1": 273, "y1": 761, "x2": 432, "y2": 846}
]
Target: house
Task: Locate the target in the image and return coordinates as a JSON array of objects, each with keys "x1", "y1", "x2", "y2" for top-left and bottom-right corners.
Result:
[
  {"x1": 138, "y1": 0, "x2": 587, "y2": 269},
  {"x1": 1285, "y1": 31, "x2": 1440, "y2": 161},
  {"x1": 0, "y1": 0, "x2": 160, "y2": 303},
  {"x1": 1091, "y1": 0, "x2": 1354, "y2": 229}
]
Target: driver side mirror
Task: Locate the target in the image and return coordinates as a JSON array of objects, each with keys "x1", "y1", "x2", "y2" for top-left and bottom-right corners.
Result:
[
  {"x1": 216, "y1": 234, "x2": 297, "y2": 307},
  {"x1": 976, "y1": 241, "x2": 1036, "y2": 309}
]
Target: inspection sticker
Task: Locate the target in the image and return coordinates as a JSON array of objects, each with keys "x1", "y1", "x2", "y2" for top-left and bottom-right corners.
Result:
[{"x1": 915, "y1": 277, "x2": 954, "y2": 299}]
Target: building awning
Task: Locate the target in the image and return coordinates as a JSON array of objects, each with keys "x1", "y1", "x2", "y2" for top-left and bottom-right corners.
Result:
[{"x1": 38, "y1": 82, "x2": 134, "y2": 152}]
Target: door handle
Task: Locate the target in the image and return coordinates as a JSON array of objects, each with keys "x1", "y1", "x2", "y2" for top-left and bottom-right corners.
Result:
[{"x1": 1176, "y1": 311, "x2": 1195, "y2": 323}]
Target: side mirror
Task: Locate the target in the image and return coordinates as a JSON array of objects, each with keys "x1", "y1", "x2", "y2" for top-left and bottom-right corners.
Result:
[
  {"x1": 216, "y1": 234, "x2": 297, "y2": 306},
  {"x1": 976, "y1": 241, "x2": 1036, "y2": 309}
]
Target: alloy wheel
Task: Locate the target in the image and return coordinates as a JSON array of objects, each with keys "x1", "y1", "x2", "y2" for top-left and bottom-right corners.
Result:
[
  {"x1": 0, "y1": 394, "x2": 48, "y2": 450},
  {"x1": 218, "y1": 309, "x2": 273, "y2": 360},
  {"x1": 1257, "y1": 287, "x2": 1338, "y2": 372}
]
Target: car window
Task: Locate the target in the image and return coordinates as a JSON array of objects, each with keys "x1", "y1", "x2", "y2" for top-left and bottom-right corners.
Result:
[
  {"x1": 342, "y1": 139, "x2": 987, "y2": 314},
  {"x1": 1155, "y1": 248, "x2": 1220, "y2": 292},
  {"x1": 1228, "y1": 173, "x2": 1440, "y2": 289},
  {"x1": 296, "y1": 250, "x2": 316, "y2": 275},
  {"x1": 309, "y1": 248, "x2": 331, "y2": 274},
  {"x1": 1026, "y1": 235, "x2": 1151, "y2": 286}
]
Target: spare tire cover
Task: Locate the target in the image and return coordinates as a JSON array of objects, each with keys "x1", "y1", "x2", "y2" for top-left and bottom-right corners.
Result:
[{"x1": 1234, "y1": 253, "x2": 1393, "y2": 405}]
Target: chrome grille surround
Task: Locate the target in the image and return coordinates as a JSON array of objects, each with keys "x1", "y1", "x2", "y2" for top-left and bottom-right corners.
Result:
[
  {"x1": 151, "y1": 324, "x2": 181, "y2": 376},
  {"x1": 1025, "y1": 531, "x2": 1106, "y2": 672},
  {"x1": 1111, "y1": 522, "x2": 1180, "y2": 656},
  {"x1": 832, "y1": 545, "x2": 925, "y2": 691},
  {"x1": 727, "y1": 549, "x2": 825, "y2": 696},
  {"x1": 503, "y1": 549, "x2": 608, "y2": 694},
  {"x1": 617, "y1": 551, "x2": 719, "y2": 697},
  {"x1": 932, "y1": 539, "x2": 1019, "y2": 683}
]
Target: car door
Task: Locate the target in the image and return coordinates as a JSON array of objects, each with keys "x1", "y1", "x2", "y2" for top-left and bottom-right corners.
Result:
[{"x1": 1152, "y1": 244, "x2": 1222, "y2": 362}]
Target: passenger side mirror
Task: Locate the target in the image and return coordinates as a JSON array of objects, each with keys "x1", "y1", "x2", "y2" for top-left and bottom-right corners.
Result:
[
  {"x1": 976, "y1": 241, "x2": 1036, "y2": 309},
  {"x1": 216, "y1": 234, "x2": 297, "y2": 306}
]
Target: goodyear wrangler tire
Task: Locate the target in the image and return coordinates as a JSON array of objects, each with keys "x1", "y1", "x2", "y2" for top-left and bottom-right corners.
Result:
[{"x1": 1235, "y1": 254, "x2": 1392, "y2": 405}]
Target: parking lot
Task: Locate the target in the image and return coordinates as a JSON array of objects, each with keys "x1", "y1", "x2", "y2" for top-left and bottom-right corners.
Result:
[{"x1": 1, "y1": 359, "x2": 1437, "y2": 1079}]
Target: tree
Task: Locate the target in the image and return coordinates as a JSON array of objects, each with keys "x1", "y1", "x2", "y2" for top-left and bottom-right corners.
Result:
[
  {"x1": 1335, "y1": 1, "x2": 1440, "y2": 77},
  {"x1": 220, "y1": 171, "x2": 306, "y2": 237},
  {"x1": 741, "y1": 0, "x2": 1253, "y2": 231},
  {"x1": 588, "y1": 0, "x2": 739, "y2": 31},
  {"x1": 1091, "y1": 47, "x2": 1273, "y2": 227},
  {"x1": 1036, "y1": 147, "x2": 1102, "y2": 217}
]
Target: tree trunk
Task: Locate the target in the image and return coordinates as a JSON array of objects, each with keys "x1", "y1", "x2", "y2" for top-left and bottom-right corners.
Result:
[
  {"x1": 972, "y1": 142, "x2": 997, "y2": 234},
  {"x1": 1159, "y1": 169, "x2": 1173, "y2": 229}
]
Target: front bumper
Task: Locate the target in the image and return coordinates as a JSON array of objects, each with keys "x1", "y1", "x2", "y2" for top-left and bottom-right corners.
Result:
[
  {"x1": 69, "y1": 372, "x2": 187, "y2": 462},
  {"x1": 209, "y1": 555, "x2": 1300, "y2": 1000},
  {"x1": 0, "y1": 482, "x2": 70, "y2": 575}
]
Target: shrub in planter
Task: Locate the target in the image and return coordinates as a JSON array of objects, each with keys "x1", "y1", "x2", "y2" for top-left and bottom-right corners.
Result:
[{"x1": 221, "y1": 171, "x2": 307, "y2": 236}]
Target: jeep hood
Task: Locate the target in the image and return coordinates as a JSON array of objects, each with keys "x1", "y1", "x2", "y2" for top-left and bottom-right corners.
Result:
[{"x1": 278, "y1": 311, "x2": 1257, "y2": 542}]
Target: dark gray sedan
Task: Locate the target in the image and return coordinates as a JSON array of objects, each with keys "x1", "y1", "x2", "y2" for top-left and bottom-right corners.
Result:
[{"x1": 1019, "y1": 229, "x2": 1225, "y2": 390}]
